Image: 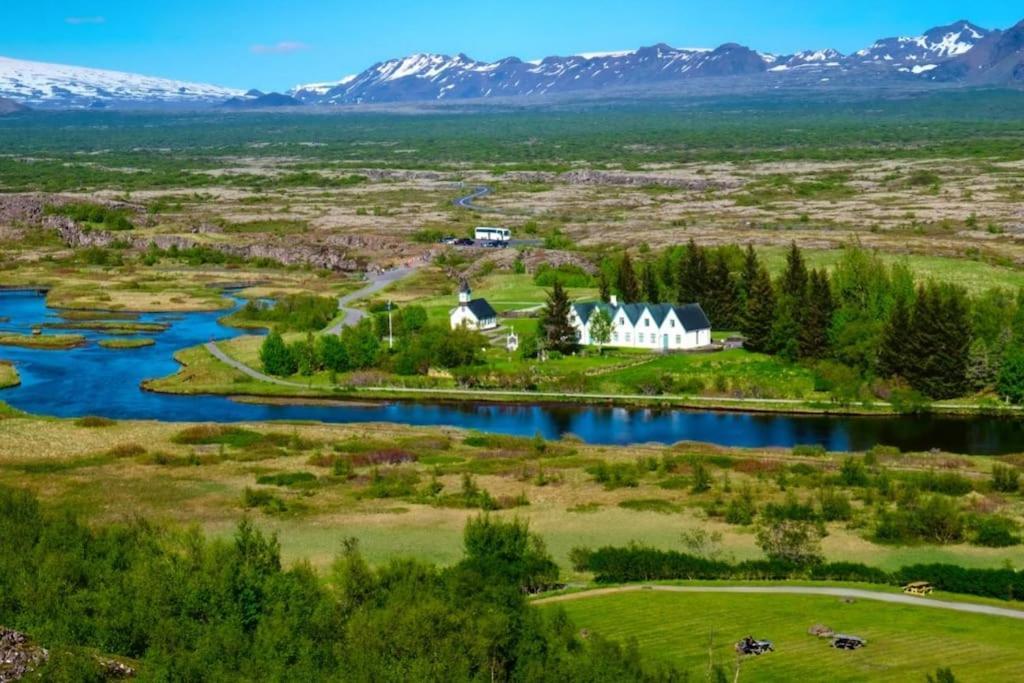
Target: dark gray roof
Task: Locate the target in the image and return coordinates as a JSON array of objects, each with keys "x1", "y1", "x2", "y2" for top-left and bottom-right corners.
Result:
[
  {"x1": 466, "y1": 298, "x2": 497, "y2": 320},
  {"x1": 572, "y1": 301, "x2": 710, "y2": 331},
  {"x1": 674, "y1": 303, "x2": 711, "y2": 331},
  {"x1": 459, "y1": 279, "x2": 471, "y2": 293}
]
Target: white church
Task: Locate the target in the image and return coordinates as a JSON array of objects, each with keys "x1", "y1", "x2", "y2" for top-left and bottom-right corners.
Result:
[
  {"x1": 449, "y1": 280, "x2": 498, "y2": 331},
  {"x1": 570, "y1": 295, "x2": 712, "y2": 351}
]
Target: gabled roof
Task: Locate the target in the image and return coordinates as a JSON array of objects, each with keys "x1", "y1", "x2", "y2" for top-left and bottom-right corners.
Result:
[
  {"x1": 458, "y1": 279, "x2": 471, "y2": 294},
  {"x1": 674, "y1": 303, "x2": 711, "y2": 331},
  {"x1": 571, "y1": 301, "x2": 711, "y2": 331},
  {"x1": 466, "y1": 298, "x2": 497, "y2": 320}
]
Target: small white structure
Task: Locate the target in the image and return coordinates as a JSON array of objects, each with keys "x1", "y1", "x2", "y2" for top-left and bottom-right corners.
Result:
[
  {"x1": 570, "y1": 295, "x2": 711, "y2": 351},
  {"x1": 506, "y1": 330, "x2": 520, "y2": 352},
  {"x1": 450, "y1": 280, "x2": 498, "y2": 331},
  {"x1": 475, "y1": 227, "x2": 511, "y2": 242}
]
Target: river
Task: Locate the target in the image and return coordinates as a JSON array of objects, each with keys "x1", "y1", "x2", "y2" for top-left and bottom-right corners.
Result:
[{"x1": 1, "y1": 289, "x2": 1023, "y2": 454}]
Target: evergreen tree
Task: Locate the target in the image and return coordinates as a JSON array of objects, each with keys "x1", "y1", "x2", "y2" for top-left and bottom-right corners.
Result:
[
  {"x1": 780, "y1": 242, "x2": 809, "y2": 302},
  {"x1": 798, "y1": 269, "x2": 834, "y2": 359},
  {"x1": 641, "y1": 261, "x2": 660, "y2": 302},
  {"x1": 877, "y1": 296, "x2": 912, "y2": 379},
  {"x1": 739, "y1": 244, "x2": 760, "y2": 303},
  {"x1": 616, "y1": 252, "x2": 639, "y2": 303},
  {"x1": 259, "y1": 330, "x2": 297, "y2": 376},
  {"x1": 597, "y1": 271, "x2": 611, "y2": 303},
  {"x1": 997, "y1": 347, "x2": 1024, "y2": 404},
  {"x1": 677, "y1": 239, "x2": 709, "y2": 305},
  {"x1": 771, "y1": 243, "x2": 810, "y2": 360},
  {"x1": 904, "y1": 284, "x2": 971, "y2": 399},
  {"x1": 541, "y1": 280, "x2": 579, "y2": 354},
  {"x1": 743, "y1": 265, "x2": 776, "y2": 353},
  {"x1": 705, "y1": 251, "x2": 740, "y2": 330}
]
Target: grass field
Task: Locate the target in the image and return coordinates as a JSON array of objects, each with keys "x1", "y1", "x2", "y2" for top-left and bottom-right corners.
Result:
[
  {"x1": 1, "y1": 414, "x2": 1022, "y2": 574},
  {"x1": 547, "y1": 590, "x2": 1024, "y2": 682}
]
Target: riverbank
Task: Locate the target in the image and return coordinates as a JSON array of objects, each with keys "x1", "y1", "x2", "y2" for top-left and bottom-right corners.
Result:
[{"x1": 150, "y1": 341, "x2": 1022, "y2": 420}]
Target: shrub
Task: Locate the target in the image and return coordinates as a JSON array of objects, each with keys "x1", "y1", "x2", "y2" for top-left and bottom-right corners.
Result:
[
  {"x1": 818, "y1": 488, "x2": 853, "y2": 521},
  {"x1": 724, "y1": 487, "x2": 757, "y2": 525},
  {"x1": 617, "y1": 498, "x2": 680, "y2": 514},
  {"x1": 838, "y1": 457, "x2": 870, "y2": 487},
  {"x1": 256, "y1": 472, "x2": 318, "y2": 488},
  {"x1": 969, "y1": 515, "x2": 1020, "y2": 547},
  {"x1": 991, "y1": 464, "x2": 1021, "y2": 493},
  {"x1": 172, "y1": 425, "x2": 264, "y2": 447},
  {"x1": 75, "y1": 416, "x2": 116, "y2": 428},
  {"x1": 587, "y1": 462, "x2": 640, "y2": 490},
  {"x1": 241, "y1": 487, "x2": 288, "y2": 513},
  {"x1": 106, "y1": 443, "x2": 146, "y2": 458},
  {"x1": 792, "y1": 444, "x2": 826, "y2": 457}
]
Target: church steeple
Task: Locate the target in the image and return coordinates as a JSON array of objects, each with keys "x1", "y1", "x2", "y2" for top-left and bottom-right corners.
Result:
[{"x1": 458, "y1": 279, "x2": 471, "y2": 305}]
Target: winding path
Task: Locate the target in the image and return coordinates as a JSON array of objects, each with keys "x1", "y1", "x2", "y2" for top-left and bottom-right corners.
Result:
[
  {"x1": 206, "y1": 264, "x2": 422, "y2": 385},
  {"x1": 532, "y1": 584, "x2": 1024, "y2": 620},
  {"x1": 453, "y1": 185, "x2": 498, "y2": 212},
  {"x1": 326, "y1": 264, "x2": 421, "y2": 335}
]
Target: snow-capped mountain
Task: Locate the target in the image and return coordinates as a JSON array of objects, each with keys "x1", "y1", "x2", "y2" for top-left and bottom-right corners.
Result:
[
  {"x1": 0, "y1": 56, "x2": 242, "y2": 108},
  {"x1": 291, "y1": 43, "x2": 770, "y2": 104},
  {"x1": 851, "y1": 20, "x2": 990, "y2": 74},
  {"x1": 292, "y1": 18, "x2": 1016, "y2": 104}
]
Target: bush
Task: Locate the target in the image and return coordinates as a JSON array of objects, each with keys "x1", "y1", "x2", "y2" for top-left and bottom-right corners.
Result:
[
  {"x1": 991, "y1": 464, "x2": 1021, "y2": 493},
  {"x1": 969, "y1": 515, "x2": 1020, "y2": 547},
  {"x1": 587, "y1": 462, "x2": 640, "y2": 490},
  {"x1": 792, "y1": 444, "x2": 826, "y2": 457},
  {"x1": 45, "y1": 202, "x2": 135, "y2": 230},
  {"x1": 818, "y1": 488, "x2": 853, "y2": 521},
  {"x1": 74, "y1": 416, "x2": 116, "y2": 428},
  {"x1": 838, "y1": 457, "x2": 870, "y2": 487}
]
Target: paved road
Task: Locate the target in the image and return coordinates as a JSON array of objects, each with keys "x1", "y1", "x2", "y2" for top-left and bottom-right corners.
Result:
[
  {"x1": 326, "y1": 264, "x2": 421, "y2": 335},
  {"x1": 205, "y1": 341, "x2": 306, "y2": 387},
  {"x1": 453, "y1": 185, "x2": 498, "y2": 212},
  {"x1": 205, "y1": 264, "x2": 422, "y2": 384},
  {"x1": 532, "y1": 584, "x2": 1024, "y2": 620}
]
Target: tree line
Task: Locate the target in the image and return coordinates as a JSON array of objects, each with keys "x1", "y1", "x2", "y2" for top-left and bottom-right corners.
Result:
[
  {"x1": 0, "y1": 486, "x2": 680, "y2": 681},
  {"x1": 600, "y1": 241, "x2": 1024, "y2": 402},
  {"x1": 259, "y1": 305, "x2": 486, "y2": 379}
]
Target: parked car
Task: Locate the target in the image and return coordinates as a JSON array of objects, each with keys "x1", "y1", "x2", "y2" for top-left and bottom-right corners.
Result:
[
  {"x1": 454, "y1": 237, "x2": 475, "y2": 246},
  {"x1": 831, "y1": 634, "x2": 866, "y2": 650},
  {"x1": 735, "y1": 636, "x2": 774, "y2": 656},
  {"x1": 440, "y1": 236, "x2": 458, "y2": 245}
]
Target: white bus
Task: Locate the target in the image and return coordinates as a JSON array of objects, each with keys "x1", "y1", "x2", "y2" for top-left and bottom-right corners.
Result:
[{"x1": 475, "y1": 227, "x2": 511, "y2": 242}]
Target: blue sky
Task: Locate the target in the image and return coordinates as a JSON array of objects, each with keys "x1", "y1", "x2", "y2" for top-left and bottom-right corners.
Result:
[{"x1": 3, "y1": 2, "x2": 1022, "y2": 91}]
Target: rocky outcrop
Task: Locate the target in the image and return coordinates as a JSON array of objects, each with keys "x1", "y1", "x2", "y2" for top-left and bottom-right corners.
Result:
[
  {"x1": 557, "y1": 169, "x2": 736, "y2": 190},
  {"x1": 0, "y1": 628, "x2": 48, "y2": 682}
]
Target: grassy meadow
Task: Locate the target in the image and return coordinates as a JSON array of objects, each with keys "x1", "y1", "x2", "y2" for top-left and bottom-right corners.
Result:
[
  {"x1": 1, "y1": 413, "x2": 1022, "y2": 574},
  {"x1": 548, "y1": 590, "x2": 1024, "y2": 682}
]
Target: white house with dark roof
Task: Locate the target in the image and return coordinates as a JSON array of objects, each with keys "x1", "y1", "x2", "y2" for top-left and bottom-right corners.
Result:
[
  {"x1": 570, "y1": 296, "x2": 711, "y2": 351},
  {"x1": 450, "y1": 280, "x2": 498, "y2": 331}
]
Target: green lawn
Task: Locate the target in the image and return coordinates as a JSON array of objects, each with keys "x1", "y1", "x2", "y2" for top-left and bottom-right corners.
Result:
[
  {"x1": 0, "y1": 361, "x2": 19, "y2": 389},
  {"x1": 548, "y1": 590, "x2": 1024, "y2": 682}
]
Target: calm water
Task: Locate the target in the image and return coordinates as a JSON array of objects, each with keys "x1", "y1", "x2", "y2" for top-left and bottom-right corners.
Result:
[{"x1": 2, "y1": 289, "x2": 1023, "y2": 454}]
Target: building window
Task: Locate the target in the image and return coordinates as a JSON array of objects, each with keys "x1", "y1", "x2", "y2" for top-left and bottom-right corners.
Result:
[
  {"x1": 676, "y1": 335, "x2": 681, "y2": 344},
  {"x1": 670, "y1": 319, "x2": 675, "y2": 327},
  {"x1": 625, "y1": 333, "x2": 631, "y2": 342},
  {"x1": 638, "y1": 333, "x2": 644, "y2": 343},
  {"x1": 613, "y1": 332, "x2": 619, "y2": 342},
  {"x1": 645, "y1": 318, "x2": 650, "y2": 327}
]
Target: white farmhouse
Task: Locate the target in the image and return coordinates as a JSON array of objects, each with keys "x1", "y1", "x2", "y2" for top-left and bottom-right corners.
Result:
[
  {"x1": 449, "y1": 280, "x2": 498, "y2": 331},
  {"x1": 570, "y1": 296, "x2": 711, "y2": 351}
]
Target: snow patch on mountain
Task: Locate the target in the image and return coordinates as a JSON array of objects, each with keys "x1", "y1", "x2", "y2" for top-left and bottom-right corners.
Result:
[{"x1": 0, "y1": 56, "x2": 241, "y2": 107}]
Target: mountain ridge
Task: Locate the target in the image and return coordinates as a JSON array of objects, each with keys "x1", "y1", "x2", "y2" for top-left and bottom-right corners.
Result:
[
  {"x1": 0, "y1": 17, "x2": 1021, "y2": 110},
  {"x1": 291, "y1": 18, "x2": 1018, "y2": 104}
]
